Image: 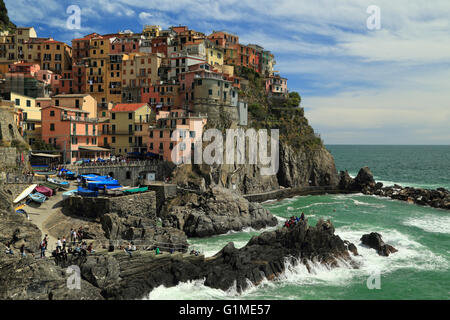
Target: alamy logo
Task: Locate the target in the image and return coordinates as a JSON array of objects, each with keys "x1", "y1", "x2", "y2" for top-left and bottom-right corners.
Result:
[
  {"x1": 170, "y1": 127, "x2": 279, "y2": 176},
  {"x1": 66, "y1": 5, "x2": 81, "y2": 30},
  {"x1": 66, "y1": 265, "x2": 81, "y2": 290},
  {"x1": 366, "y1": 5, "x2": 381, "y2": 30},
  {"x1": 366, "y1": 270, "x2": 381, "y2": 290}
]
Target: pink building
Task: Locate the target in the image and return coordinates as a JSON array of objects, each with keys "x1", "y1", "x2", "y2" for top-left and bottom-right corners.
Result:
[
  {"x1": 146, "y1": 108, "x2": 207, "y2": 162},
  {"x1": 41, "y1": 105, "x2": 108, "y2": 163},
  {"x1": 265, "y1": 75, "x2": 288, "y2": 97}
]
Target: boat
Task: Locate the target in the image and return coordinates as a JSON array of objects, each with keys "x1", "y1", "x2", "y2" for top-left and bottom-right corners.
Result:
[
  {"x1": 15, "y1": 204, "x2": 26, "y2": 211},
  {"x1": 122, "y1": 186, "x2": 149, "y2": 194},
  {"x1": 77, "y1": 187, "x2": 98, "y2": 197},
  {"x1": 41, "y1": 182, "x2": 59, "y2": 193},
  {"x1": 64, "y1": 171, "x2": 76, "y2": 179},
  {"x1": 33, "y1": 170, "x2": 57, "y2": 176},
  {"x1": 35, "y1": 185, "x2": 53, "y2": 197},
  {"x1": 47, "y1": 178, "x2": 70, "y2": 189},
  {"x1": 13, "y1": 184, "x2": 38, "y2": 204},
  {"x1": 29, "y1": 192, "x2": 46, "y2": 203},
  {"x1": 62, "y1": 189, "x2": 78, "y2": 200}
]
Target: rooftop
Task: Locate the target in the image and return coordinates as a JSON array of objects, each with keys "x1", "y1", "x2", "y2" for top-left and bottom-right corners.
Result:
[{"x1": 111, "y1": 103, "x2": 148, "y2": 112}]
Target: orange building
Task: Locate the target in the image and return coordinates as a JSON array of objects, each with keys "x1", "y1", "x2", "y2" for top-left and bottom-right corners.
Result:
[{"x1": 40, "y1": 105, "x2": 107, "y2": 163}]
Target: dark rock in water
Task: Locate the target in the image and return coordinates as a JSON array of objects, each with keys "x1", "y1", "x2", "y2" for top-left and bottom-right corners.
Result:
[
  {"x1": 163, "y1": 186, "x2": 278, "y2": 237},
  {"x1": 65, "y1": 218, "x2": 357, "y2": 299},
  {"x1": 354, "y1": 166, "x2": 375, "y2": 189},
  {"x1": 360, "y1": 232, "x2": 398, "y2": 256},
  {"x1": 338, "y1": 166, "x2": 450, "y2": 211},
  {"x1": 344, "y1": 240, "x2": 359, "y2": 256},
  {"x1": 339, "y1": 171, "x2": 354, "y2": 190}
]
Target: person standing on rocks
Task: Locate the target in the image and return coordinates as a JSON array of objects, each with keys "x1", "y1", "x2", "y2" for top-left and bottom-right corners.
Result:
[
  {"x1": 56, "y1": 238, "x2": 62, "y2": 251},
  {"x1": 40, "y1": 240, "x2": 46, "y2": 258},
  {"x1": 20, "y1": 244, "x2": 26, "y2": 258}
]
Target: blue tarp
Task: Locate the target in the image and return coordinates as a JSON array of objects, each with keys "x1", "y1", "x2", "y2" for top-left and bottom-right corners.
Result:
[{"x1": 77, "y1": 187, "x2": 98, "y2": 197}]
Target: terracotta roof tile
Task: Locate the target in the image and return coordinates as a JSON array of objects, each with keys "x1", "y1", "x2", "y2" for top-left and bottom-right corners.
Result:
[{"x1": 111, "y1": 103, "x2": 148, "y2": 112}]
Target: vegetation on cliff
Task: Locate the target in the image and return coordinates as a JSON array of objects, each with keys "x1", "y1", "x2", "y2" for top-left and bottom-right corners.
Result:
[
  {"x1": 0, "y1": 0, "x2": 15, "y2": 32},
  {"x1": 237, "y1": 66, "x2": 323, "y2": 150}
]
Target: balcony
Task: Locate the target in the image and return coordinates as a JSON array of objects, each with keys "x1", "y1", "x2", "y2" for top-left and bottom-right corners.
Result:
[{"x1": 61, "y1": 114, "x2": 98, "y2": 123}]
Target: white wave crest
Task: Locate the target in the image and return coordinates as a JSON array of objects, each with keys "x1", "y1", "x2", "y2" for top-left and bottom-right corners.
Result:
[{"x1": 403, "y1": 215, "x2": 450, "y2": 234}]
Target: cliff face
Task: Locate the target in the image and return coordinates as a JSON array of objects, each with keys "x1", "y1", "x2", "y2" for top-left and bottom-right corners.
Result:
[
  {"x1": 0, "y1": 0, "x2": 15, "y2": 32},
  {"x1": 277, "y1": 142, "x2": 339, "y2": 188}
]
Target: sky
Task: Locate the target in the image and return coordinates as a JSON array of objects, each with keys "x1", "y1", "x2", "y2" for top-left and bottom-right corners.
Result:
[{"x1": 4, "y1": 0, "x2": 450, "y2": 144}]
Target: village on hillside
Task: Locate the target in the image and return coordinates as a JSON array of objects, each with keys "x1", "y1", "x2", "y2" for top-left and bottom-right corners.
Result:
[{"x1": 0, "y1": 25, "x2": 289, "y2": 165}]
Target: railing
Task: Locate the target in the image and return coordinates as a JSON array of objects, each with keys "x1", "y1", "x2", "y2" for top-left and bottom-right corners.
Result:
[
  {"x1": 67, "y1": 159, "x2": 163, "y2": 168},
  {"x1": 61, "y1": 115, "x2": 98, "y2": 123}
]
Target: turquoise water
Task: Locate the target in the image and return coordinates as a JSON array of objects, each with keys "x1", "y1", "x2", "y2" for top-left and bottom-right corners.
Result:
[
  {"x1": 327, "y1": 145, "x2": 450, "y2": 190},
  {"x1": 149, "y1": 146, "x2": 450, "y2": 300}
]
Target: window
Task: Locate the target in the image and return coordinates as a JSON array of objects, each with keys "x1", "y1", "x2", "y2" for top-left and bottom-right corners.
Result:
[
  {"x1": 149, "y1": 131, "x2": 153, "y2": 138},
  {"x1": 128, "y1": 113, "x2": 132, "y2": 119},
  {"x1": 50, "y1": 123, "x2": 55, "y2": 131},
  {"x1": 149, "y1": 143, "x2": 153, "y2": 150},
  {"x1": 15, "y1": 98, "x2": 20, "y2": 106},
  {"x1": 50, "y1": 110, "x2": 55, "y2": 117},
  {"x1": 126, "y1": 171, "x2": 131, "y2": 179},
  {"x1": 159, "y1": 131, "x2": 163, "y2": 138},
  {"x1": 55, "y1": 99, "x2": 59, "y2": 106},
  {"x1": 170, "y1": 142, "x2": 173, "y2": 150},
  {"x1": 190, "y1": 131, "x2": 195, "y2": 138},
  {"x1": 208, "y1": 89, "x2": 212, "y2": 95},
  {"x1": 129, "y1": 137, "x2": 132, "y2": 143},
  {"x1": 112, "y1": 113, "x2": 116, "y2": 120},
  {"x1": 26, "y1": 100, "x2": 31, "y2": 107},
  {"x1": 112, "y1": 136, "x2": 116, "y2": 143}
]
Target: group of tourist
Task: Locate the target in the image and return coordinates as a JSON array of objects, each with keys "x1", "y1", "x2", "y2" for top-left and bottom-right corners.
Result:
[
  {"x1": 4, "y1": 242, "x2": 26, "y2": 257},
  {"x1": 284, "y1": 212, "x2": 306, "y2": 228}
]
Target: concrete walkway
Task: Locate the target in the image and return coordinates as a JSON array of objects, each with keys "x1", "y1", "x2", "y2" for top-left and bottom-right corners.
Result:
[{"x1": 25, "y1": 183, "x2": 71, "y2": 251}]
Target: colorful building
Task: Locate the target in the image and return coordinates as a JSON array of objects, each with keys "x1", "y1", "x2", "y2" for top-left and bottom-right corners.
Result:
[
  {"x1": 41, "y1": 105, "x2": 102, "y2": 164},
  {"x1": 110, "y1": 103, "x2": 151, "y2": 155},
  {"x1": 146, "y1": 108, "x2": 207, "y2": 162}
]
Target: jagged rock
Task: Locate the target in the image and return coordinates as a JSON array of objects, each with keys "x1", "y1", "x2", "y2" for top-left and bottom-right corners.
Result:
[
  {"x1": 101, "y1": 212, "x2": 188, "y2": 251},
  {"x1": 354, "y1": 166, "x2": 375, "y2": 189},
  {"x1": 67, "y1": 218, "x2": 357, "y2": 299},
  {"x1": 0, "y1": 254, "x2": 103, "y2": 300},
  {"x1": 163, "y1": 186, "x2": 277, "y2": 237},
  {"x1": 360, "y1": 232, "x2": 398, "y2": 256}
]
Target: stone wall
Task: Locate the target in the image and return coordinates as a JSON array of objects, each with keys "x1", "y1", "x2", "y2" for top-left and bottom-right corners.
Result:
[
  {"x1": 144, "y1": 183, "x2": 177, "y2": 215},
  {"x1": 243, "y1": 186, "x2": 356, "y2": 202},
  {"x1": 65, "y1": 191, "x2": 157, "y2": 222}
]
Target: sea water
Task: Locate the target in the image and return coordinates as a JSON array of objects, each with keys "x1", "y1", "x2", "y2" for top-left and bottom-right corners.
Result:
[{"x1": 148, "y1": 146, "x2": 450, "y2": 300}]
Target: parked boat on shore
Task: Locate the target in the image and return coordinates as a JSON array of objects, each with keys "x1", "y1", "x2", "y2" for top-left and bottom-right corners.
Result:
[
  {"x1": 13, "y1": 184, "x2": 38, "y2": 204},
  {"x1": 47, "y1": 178, "x2": 70, "y2": 189},
  {"x1": 62, "y1": 189, "x2": 78, "y2": 200},
  {"x1": 28, "y1": 192, "x2": 46, "y2": 203},
  {"x1": 35, "y1": 185, "x2": 53, "y2": 197}
]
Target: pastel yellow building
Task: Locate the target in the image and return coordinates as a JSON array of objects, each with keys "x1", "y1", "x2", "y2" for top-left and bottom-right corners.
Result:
[
  {"x1": 142, "y1": 25, "x2": 161, "y2": 39},
  {"x1": 51, "y1": 94, "x2": 98, "y2": 119},
  {"x1": 205, "y1": 43, "x2": 224, "y2": 67},
  {"x1": 0, "y1": 27, "x2": 37, "y2": 63},
  {"x1": 86, "y1": 36, "x2": 111, "y2": 110},
  {"x1": 39, "y1": 40, "x2": 72, "y2": 74},
  {"x1": 9, "y1": 92, "x2": 41, "y2": 145},
  {"x1": 110, "y1": 103, "x2": 151, "y2": 155}
]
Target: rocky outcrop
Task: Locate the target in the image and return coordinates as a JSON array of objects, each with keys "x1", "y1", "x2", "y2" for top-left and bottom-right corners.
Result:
[
  {"x1": 101, "y1": 212, "x2": 188, "y2": 251},
  {"x1": 277, "y1": 142, "x2": 339, "y2": 189},
  {"x1": 361, "y1": 232, "x2": 398, "y2": 257},
  {"x1": 68, "y1": 218, "x2": 357, "y2": 299},
  {"x1": 338, "y1": 167, "x2": 450, "y2": 210},
  {"x1": 0, "y1": 254, "x2": 103, "y2": 300},
  {"x1": 162, "y1": 186, "x2": 278, "y2": 237},
  {"x1": 170, "y1": 141, "x2": 339, "y2": 195}
]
